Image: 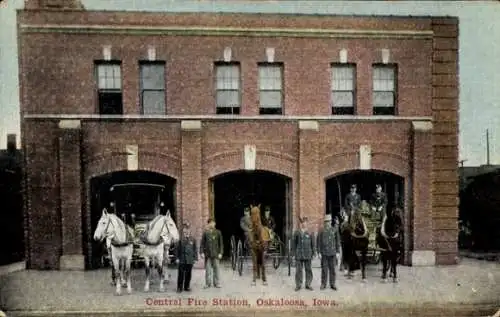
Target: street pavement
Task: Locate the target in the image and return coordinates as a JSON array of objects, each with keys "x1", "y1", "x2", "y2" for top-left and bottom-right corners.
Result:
[{"x1": 0, "y1": 258, "x2": 498, "y2": 317}]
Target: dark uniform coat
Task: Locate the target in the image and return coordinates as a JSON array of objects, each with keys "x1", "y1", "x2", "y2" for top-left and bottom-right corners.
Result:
[
  {"x1": 293, "y1": 229, "x2": 315, "y2": 260},
  {"x1": 262, "y1": 215, "x2": 276, "y2": 231},
  {"x1": 176, "y1": 236, "x2": 198, "y2": 265},
  {"x1": 345, "y1": 192, "x2": 362, "y2": 211},
  {"x1": 200, "y1": 228, "x2": 223, "y2": 258},
  {"x1": 370, "y1": 192, "x2": 388, "y2": 220},
  {"x1": 316, "y1": 224, "x2": 341, "y2": 256}
]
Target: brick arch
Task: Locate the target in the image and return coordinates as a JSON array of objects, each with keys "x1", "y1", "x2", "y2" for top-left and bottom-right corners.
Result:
[
  {"x1": 82, "y1": 153, "x2": 181, "y2": 269},
  {"x1": 322, "y1": 151, "x2": 410, "y2": 180},
  {"x1": 84, "y1": 152, "x2": 181, "y2": 182},
  {"x1": 205, "y1": 150, "x2": 296, "y2": 179}
]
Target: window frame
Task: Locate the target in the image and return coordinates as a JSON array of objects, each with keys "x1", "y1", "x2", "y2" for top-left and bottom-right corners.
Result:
[
  {"x1": 95, "y1": 60, "x2": 123, "y2": 115},
  {"x1": 214, "y1": 61, "x2": 241, "y2": 115},
  {"x1": 258, "y1": 62, "x2": 284, "y2": 115},
  {"x1": 139, "y1": 61, "x2": 167, "y2": 115},
  {"x1": 372, "y1": 63, "x2": 398, "y2": 116},
  {"x1": 330, "y1": 63, "x2": 357, "y2": 115}
]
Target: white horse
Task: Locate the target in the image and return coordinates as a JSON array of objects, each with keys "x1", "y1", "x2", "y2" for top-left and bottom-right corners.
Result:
[
  {"x1": 93, "y1": 208, "x2": 135, "y2": 295},
  {"x1": 140, "y1": 211, "x2": 179, "y2": 292}
]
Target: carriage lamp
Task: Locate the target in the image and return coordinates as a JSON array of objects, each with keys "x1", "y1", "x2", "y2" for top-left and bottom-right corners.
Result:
[
  {"x1": 160, "y1": 202, "x2": 164, "y2": 207},
  {"x1": 110, "y1": 202, "x2": 114, "y2": 207}
]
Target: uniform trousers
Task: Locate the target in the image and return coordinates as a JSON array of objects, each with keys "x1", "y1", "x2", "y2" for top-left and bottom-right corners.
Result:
[
  {"x1": 295, "y1": 259, "x2": 313, "y2": 288},
  {"x1": 177, "y1": 264, "x2": 193, "y2": 290},
  {"x1": 320, "y1": 255, "x2": 337, "y2": 287}
]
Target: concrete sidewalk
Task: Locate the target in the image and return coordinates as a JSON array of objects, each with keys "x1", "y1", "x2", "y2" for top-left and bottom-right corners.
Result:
[{"x1": 0, "y1": 259, "x2": 498, "y2": 317}]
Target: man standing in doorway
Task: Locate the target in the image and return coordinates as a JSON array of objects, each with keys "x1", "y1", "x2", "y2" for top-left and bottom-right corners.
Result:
[
  {"x1": 370, "y1": 184, "x2": 388, "y2": 222},
  {"x1": 345, "y1": 184, "x2": 362, "y2": 216},
  {"x1": 317, "y1": 214, "x2": 341, "y2": 290},
  {"x1": 262, "y1": 206, "x2": 276, "y2": 241},
  {"x1": 293, "y1": 217, "x2": 315, "y2": 291},
  {"x1": 200, "y1": 218, "x2": 223, "y2": 288},
  {"x1": 240, "y1": 207, "x2": 251, "y2": 241}
]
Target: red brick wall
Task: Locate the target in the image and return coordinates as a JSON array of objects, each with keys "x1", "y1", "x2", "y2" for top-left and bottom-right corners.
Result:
[
  {"x1": 18, "y1": 13, "x2": 433, "y2": 117},
  {"x1": 18, "y1": 11, "x2": 458, "y2": 268}
]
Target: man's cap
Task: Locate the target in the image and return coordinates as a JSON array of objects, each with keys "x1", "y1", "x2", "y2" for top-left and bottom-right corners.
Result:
[
  {"x1": 351, "y1": 184, "x2": 357, "y2": 189},
  {"x1": 324, "y1": 214, "x2": 332, "y2": 222},
  {"x1": 265, "y1": 206, "x2": 271, "y2": 211}
]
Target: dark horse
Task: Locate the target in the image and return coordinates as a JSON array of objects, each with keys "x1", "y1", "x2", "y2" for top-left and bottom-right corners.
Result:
[
  {"x1": 340, "y1": 208, "x2": 370, "y2": 281},
  {"x1": 376, "y1": 206, "x2": 403, "y2": 283}
]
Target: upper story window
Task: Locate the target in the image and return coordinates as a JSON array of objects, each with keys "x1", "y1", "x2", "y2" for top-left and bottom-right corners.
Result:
[
  {"x1": 331, "y1": 64, "x2": 356, "y2": 115},
  {"x1": 96, "y1": 61, "x2": 122, "y2": 115},
  {"x1": 140, "y1": 62, "x2": 166, "y2": 115},
  {"x1": 258, "y1": 63, "x2": 283, "y2": 115},
  {"x1": 373, "y1": 64, "x2": 397, "y2": 115},
  {"x1": 215, "y1": 62, "x2": 241, "y2": 115}
]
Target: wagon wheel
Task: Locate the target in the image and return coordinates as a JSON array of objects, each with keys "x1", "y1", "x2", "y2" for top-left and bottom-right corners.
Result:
[
  {"x1": 237, "y1": 240, "x2": 244, "y2": 276},
  {"x1": 287, "y1": 238, "x2": 292, "y2": 276},
  {"x1": 272, "y1": 240, "x2": 283, "y2": 269},
  {"x1": 230, "y1": 236, "x2": 237, "y2": 271}
]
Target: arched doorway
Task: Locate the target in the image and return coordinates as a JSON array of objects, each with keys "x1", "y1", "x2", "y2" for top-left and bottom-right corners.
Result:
[
  {"x1": 325, "y1": 169, "x2": 405, "y2": 218},
  {"x1": 210, "y1": 170, "x2": 292, "y2": 259},
  {"x1": 325, "y1": 170, "x2": 405, "y2": 262},
  {"x1": 86, "y1": 170, "x2": 177, "y2": 269}
]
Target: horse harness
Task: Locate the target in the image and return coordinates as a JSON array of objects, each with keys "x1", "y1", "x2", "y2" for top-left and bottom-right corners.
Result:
[{"x1": 105, "y1": 216, "x2": 134, "y2": 247}]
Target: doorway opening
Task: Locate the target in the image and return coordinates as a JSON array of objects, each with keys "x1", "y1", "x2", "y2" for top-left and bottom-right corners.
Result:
[
  {"x1": 325, "y1": 169, "x2": 405, "y2": 219},
  {"x1": 210, "y1": 170, "x2": 292, "y2": 259},
  {"x1": 86, "y1": 170, "x2": 176, "y2": 269}
]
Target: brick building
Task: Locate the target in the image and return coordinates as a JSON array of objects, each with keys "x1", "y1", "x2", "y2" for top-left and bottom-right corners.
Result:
[{"x1": 18, "y1": 0, "x2": 459, "y2": 270}]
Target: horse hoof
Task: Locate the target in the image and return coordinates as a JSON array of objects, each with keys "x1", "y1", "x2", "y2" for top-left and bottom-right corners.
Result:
[
  {"x1": 382, "y1": 278, "x2": 387, "y2": 283},
  {"x1": 115, "y1": 291, "x2": 122, "y2": 296},
  {"x1": 361, "y1": 279, "x2": 367, "y2": 283},
  {"x1": 127, "y1": 288, "x2": 132, "y2": 294},
  {"x1": 251, "y1": 282, "x2": 256, "y2": 286},
  {"x1": 393, "y1": 278, "x2": 398, "y2": 283},
  {"x1": 144, "y1": 287, "x2": 149, "y2": 292},
  {"x1": 159, "y1": 286, "x2": 165, "y2": 292}
]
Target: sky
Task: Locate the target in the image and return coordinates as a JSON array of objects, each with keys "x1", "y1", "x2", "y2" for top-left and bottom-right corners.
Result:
[{"x1": 0, "y1": 0, "x2": 499, "y2": 166}]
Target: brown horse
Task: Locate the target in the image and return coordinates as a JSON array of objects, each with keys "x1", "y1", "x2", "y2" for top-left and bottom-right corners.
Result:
[
  {"x1": 248, "y1": 204, "x2": 270, "y2": 285},
  {"x1": 376, "y1": 206, "x2": 403, "y2": 283}
]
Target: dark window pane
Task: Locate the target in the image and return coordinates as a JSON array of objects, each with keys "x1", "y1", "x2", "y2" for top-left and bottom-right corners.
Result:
[
  {"x1": 373, "y1": 107, "x2": 396, "y2": 116},
  {"x1": 332, "y1": 107, "x2": 355, "y2": 115},
  {"x1": 99, "y1": 91, "x2": 123, "y2": 115},
  {"x1": 259, "y1": 107, "x2": 282, "y2": 115},
  {"x1": 216, "y1": 107, "x2": 240, "y2": 115}
]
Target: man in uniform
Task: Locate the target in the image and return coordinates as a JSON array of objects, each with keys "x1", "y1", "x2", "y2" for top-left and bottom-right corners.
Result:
[
  {"x1": 292, "y1": 217, "x2": 315, "y2": 291},
  {"x1": 240, "y1": 207, "x2": 252, "y2": 240},
  {"x1": 317, "y1": 214, "x2": 341, "y2": 290},
  {"x1": 345, "y1": 184, "x2": 362, "y2": 216},
  {"x1": 176, "y1": 222, "x2": 198, "y2": 293},
  {"x1": 200, "y1": 218, "x2": 223, "y2": 288},
  {"x1": 370, "y1": 184, "x2": 388, "y2": 222},
  {"x1": 262, "y1": 206, "x2": 276, "y2": 241}
]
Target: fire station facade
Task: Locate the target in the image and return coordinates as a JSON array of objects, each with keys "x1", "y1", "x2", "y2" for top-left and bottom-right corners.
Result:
[{"x1": 18, "y1": 3, "x2": 459, "y2": 270}]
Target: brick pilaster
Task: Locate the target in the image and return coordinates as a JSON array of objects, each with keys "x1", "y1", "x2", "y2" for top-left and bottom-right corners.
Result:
[
  {"x1": 298, "y1": 121, "x2": 321, "y2": 230},
  {"x1": 411, "y1": 121, "x2": 435, "y2": 266},
  {"x1": 431, "y1": 18, "x2": 459, "y2": 265},
  {"x1": 58, "y1": 120, "x2": 84, "y2": 270},
  {"x1": 180, "y1": 120, "x2": 203, "y2": 264}
]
